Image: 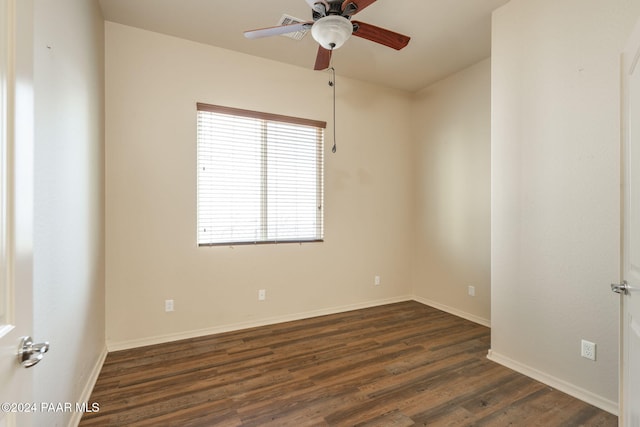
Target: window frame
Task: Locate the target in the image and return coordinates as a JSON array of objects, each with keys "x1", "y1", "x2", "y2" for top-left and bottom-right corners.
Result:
[{"x1": 196, "y1": 103, "x2": 326, "y2": 247}]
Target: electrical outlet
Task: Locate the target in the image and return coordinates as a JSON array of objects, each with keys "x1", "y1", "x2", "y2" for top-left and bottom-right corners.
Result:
[
  {"x1": 258, "y1": 289, "x2": 266, "y2": 301},
  {"x1": 165, "y1": 299, "x2": 174, "y2": 312},
  {"x1": 374, "y1": 276, "x2": 381, "y2": 286},
  {"x1": 468, "y1": 286, "x2": 475, "y2": 297},
  {"x1": 581, "y1": 339, "x2": 596, "y2": 361}
]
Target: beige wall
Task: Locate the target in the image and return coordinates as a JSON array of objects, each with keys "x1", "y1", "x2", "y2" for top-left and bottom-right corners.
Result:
[
  {"x1": 105, "y1": 23, "x2": 414, "y2": 348},
  {"x1": 411, "y1": 59, "x2": 491, "y2": 325},
  {"x1": 32, "y1": 0, "x2": 105, "y2": 425},
  {"x1": 491, "y1": 0, "x2": 640, "y2": 412}
]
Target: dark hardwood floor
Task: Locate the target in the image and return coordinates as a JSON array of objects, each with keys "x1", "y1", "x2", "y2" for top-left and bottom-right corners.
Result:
[{"x1": 80, "y1": 301, "x2": 617, "y2": 426}]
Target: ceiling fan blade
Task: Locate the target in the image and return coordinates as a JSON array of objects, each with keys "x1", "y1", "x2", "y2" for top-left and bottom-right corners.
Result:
[
  {"x1": 351, "y1": 21, "x2": 410, "y2": 50},
  {"x1": 314, "y1": 46, "x2": 332, "y2": 70},
  {"x1": 341, "y1": 0, "x2": 376, "y2": 15},
  {"x1": 244, "y1": 22, "x2": 312, "y2": 39}
]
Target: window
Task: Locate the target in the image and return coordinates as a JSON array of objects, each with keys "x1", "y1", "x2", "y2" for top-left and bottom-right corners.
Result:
[{"x1": 197, "y1": 103, "x2": 325, "y2": 246}]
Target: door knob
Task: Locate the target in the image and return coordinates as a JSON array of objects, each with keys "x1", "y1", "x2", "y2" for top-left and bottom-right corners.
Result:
[
  {"x1": 611, "y1": 281, "x2": 630, "y2": 295},
  {"x1": 18, "y1": 336, "x2": 50, "y2": 368}
]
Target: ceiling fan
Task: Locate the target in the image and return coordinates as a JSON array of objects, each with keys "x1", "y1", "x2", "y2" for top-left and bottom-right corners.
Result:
[{"x1": 244, "y1": 0, "x2": 411, "y2": 71}]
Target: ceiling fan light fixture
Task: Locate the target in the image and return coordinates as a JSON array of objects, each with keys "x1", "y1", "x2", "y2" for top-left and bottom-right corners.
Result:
[{"x1": 311, "y1": 15, "x2": 353, "y2": 50}]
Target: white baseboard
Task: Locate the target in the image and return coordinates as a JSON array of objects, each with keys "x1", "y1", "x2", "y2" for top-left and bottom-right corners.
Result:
[
  {"x1": 107, "y1": 295, "x2": 413, "y2": 352},
  {"x1": 487, "y1": 349, "x2": 618, "y2": 416},
  {"x1": 70, "y1": 345, "x2": 108, "y2": 427},
  {"x1": 412, "y1": 295, "x2": 491, "y2": 327}
]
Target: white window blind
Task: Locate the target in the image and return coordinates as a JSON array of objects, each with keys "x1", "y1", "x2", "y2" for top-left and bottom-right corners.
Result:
[{"x1": 197, "y1": 103, "x2": 325, "y2": 246}]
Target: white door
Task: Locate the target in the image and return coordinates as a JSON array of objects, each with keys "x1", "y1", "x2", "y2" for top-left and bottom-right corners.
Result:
[
  {"x1": 0, "y1": 1, "x2": 37, "y2": 426},
  {"x1": 618, "y1": 15, "x2": 640, "y2": 427}
]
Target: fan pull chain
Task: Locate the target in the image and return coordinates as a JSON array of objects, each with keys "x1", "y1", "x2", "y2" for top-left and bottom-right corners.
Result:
[{"x1": 328, "y1": 66, "x2": 337, "y2": 153}]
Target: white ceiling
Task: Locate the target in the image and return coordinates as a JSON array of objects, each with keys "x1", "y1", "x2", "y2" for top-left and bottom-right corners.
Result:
[{"x1": 98, "y1": 0, "x2": 509, "y2": 92}]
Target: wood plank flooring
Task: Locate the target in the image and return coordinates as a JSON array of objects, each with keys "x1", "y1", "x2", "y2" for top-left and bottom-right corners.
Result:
[{"x1": 80, "y1": 301, "x2": 617, "y2": 426}]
